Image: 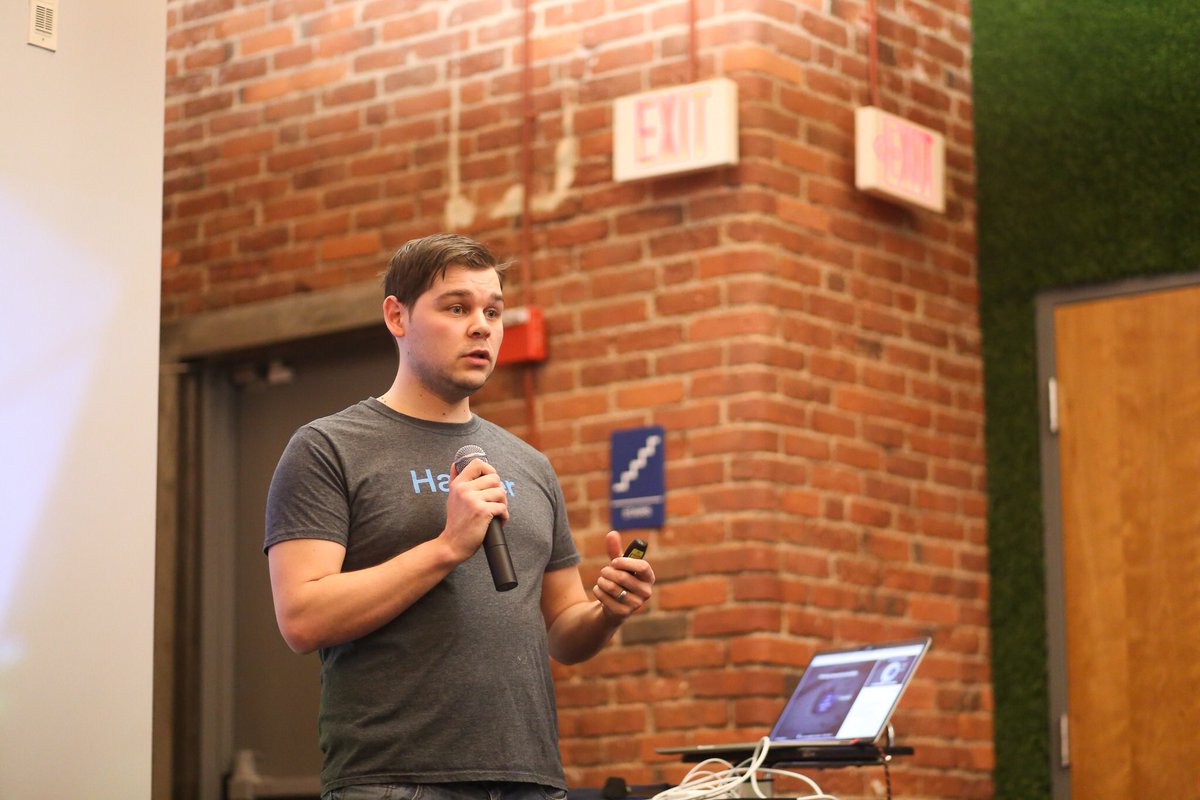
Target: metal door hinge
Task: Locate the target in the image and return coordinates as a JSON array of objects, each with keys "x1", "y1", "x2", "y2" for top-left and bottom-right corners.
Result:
[
  {"x1": 1048, "y1": 376, "x2": 1059, "y2": 434},
  {"x1": 1059, "y1": 712, "x2": 1071, "y2": 767}
]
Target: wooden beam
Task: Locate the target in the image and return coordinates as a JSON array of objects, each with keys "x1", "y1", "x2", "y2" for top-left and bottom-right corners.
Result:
[{"x1": 160, "y1": 282, "x2": 381, "y2": 361}]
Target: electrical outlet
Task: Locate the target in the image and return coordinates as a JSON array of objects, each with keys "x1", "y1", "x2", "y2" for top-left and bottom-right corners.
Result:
[{"x1": 28, "y1": 0, "x2": 58, "y2": 52}]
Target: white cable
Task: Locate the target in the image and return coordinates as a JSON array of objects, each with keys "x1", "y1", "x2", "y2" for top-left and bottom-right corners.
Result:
[{"x1": 650, "y1": 738, "x2": 839, "y2": 800}]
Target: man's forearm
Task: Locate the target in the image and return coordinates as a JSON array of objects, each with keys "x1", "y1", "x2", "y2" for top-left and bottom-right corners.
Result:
[
  {"x1": 545, "y1": 599, "x2": 623, "y2": 665},
  {"x1": 271, "y1": 536, "x2": 460, "y2": 654}
]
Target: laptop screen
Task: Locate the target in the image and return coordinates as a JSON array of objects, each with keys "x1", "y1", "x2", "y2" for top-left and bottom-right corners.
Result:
[{"x1": 768, "y1": 638, "x2": 930, "y2": 744}]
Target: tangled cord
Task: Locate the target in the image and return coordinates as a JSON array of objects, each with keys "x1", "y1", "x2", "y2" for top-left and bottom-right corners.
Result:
[{"x1": 649, "y1": 738, "x2": 840, "y2": 800}]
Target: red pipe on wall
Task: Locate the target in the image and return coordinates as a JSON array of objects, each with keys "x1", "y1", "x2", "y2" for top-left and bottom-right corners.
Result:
[
  {"x1": 520, "y1": 0, "x2": 539, "y2": 448},
  {"x1": 688, "y1": 0, "x2": 698, "y2": 83},
  {"x1": 867, "y1": 0, "x2": 881, "y2": 108}
]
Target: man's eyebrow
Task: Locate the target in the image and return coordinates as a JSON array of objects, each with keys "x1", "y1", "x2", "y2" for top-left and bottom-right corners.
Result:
[{"x1": 433, "y1": 289, "x2": 504, "y2": 303}]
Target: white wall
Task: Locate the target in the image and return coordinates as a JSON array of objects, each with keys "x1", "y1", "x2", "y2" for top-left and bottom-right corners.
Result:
[{"x1": 0, "y1": 1, "x2": 165, "y2": 796}]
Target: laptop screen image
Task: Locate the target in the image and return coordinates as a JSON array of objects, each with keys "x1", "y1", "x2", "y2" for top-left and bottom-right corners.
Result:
[
  {"x1": 656, "y1": 637, "x2": 931, "y2": 762},
  {"x1": 768, "y1": 638, "x2": 929, "y2": 744}
]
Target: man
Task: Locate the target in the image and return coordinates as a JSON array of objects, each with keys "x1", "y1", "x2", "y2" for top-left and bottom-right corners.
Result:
[{"x1": 265, "y1": 233, "x2": 655, "y2": 800}]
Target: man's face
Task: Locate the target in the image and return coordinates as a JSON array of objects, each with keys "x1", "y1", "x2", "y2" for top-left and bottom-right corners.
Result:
[{"x1": 400, "y1": 264, "x2": 504, "y2": 403}]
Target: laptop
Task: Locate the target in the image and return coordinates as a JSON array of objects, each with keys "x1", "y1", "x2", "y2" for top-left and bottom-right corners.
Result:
[{"x1": 657, "y1": 637, "x2": 931, "y2": 763}]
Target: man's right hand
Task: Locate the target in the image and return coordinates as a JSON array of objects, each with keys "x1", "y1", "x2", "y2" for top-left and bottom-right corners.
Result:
[{"x1": 444, "y1": 456, "x2": 509, "y2": 562}]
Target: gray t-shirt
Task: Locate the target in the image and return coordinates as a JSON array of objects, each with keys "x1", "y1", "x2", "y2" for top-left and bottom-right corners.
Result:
[{"x1": 265, "y1": 399, "x2": 581, "y2": 794}]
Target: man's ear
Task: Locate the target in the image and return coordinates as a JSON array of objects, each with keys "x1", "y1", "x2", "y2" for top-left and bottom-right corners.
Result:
[{"x1": 383, "y1": 295, "x2": 406, "y2": 338}]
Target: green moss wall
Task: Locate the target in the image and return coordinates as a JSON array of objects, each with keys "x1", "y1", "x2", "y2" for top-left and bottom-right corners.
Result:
[{"x1": 973, "y1": 2, "x2": 1200, "y2": 796}]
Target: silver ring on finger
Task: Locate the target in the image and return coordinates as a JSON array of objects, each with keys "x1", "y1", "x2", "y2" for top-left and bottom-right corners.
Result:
[{"x1": 616, "y1": 589, "x2": 628, "y2": 602}]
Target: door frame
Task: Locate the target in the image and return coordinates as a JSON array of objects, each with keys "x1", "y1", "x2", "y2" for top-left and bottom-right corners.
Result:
[
  {"x1": 1034, "y1": 271, "x2": 1200, "y2": 800},
  {"x1": 155, "y1": 283, "x2": 381, "y2": 800}
]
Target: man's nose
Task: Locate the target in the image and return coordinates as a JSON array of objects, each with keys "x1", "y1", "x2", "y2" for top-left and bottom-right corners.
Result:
[{"x1": 468, "y1": 310, "x2": 493, "y2": 336}]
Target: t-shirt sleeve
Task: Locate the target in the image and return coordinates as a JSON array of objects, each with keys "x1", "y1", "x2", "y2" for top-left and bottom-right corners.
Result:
[
  {"x1": 544, "y1": 464, "x2": 581, "y2": 572},
  {"x1": 264, "y1": 424, "x2": 351, "y2": 553}
]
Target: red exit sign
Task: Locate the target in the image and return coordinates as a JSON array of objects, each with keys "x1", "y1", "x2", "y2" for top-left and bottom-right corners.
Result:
[
  {"x1": 855, "y1": 107, "x2": 946, "y2": 213},
  {"x1": 613, "y1": 78, "x2": 738, "y2": 182}
]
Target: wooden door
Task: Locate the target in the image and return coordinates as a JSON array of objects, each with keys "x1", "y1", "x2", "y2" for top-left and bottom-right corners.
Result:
[
  {"x1": 1053, "y1": 284, "x2": 1200, "y2": 798},
  {"x1": 228, "y1": 331, "x2": 395, "y2": 790}
]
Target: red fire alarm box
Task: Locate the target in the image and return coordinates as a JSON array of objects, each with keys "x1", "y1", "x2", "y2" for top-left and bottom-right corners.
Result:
[{"x1": 497, "y1": 306, "x2": 547, "y2": 365}]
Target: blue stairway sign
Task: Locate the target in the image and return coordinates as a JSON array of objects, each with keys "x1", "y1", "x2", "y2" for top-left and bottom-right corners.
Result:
[{"x1": 609, "y1": 425, "x2": 666, "y2": 530}]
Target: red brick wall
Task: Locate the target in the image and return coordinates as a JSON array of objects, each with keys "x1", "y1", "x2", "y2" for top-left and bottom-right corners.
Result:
[{"x1": 164, "y1": 1, "x2": 989, "y2": 797}]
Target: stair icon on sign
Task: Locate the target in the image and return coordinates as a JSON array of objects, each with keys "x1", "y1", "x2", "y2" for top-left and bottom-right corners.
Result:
[{"x1": 612, "y1": 434, "x2": 662, "y2": 493}]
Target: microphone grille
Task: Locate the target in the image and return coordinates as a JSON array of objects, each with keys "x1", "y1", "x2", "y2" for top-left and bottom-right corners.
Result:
[{"x1": 453, "y1": 444, "x2": 488, "y2": 473}]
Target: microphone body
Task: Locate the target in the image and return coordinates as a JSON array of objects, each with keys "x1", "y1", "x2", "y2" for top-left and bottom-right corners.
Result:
[
  {"x1": 453, "y1": 445, "x2": 518, "y2": 592},
  {"x1": 482, "y1": 516, "x2": 518, "y2": 592}
]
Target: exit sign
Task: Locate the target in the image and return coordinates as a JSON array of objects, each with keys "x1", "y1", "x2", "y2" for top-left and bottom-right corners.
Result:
[
  {"x1": 613, "y1": 78, "x2": 738, "y2": 182},
  {"x1": 855, "y1": 106, "x2": 946, "y2": 213}
]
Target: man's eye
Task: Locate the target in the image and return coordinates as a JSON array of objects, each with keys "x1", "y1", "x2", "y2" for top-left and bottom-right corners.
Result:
[
  {"x1": 486, "y1": 308, "x2": 502, "y2": 320},
  {"x1": 448, "y1": 305, "x2": 464, "y2": 314}
]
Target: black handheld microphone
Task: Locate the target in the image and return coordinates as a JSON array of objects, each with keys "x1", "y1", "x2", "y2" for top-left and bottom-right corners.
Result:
[{"x1": 452, "y1": 444, "x2": 518, "y2": 592}]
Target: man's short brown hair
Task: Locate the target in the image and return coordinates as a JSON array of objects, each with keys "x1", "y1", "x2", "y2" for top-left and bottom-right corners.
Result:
[{"x1": 384, "y1": 233, "x2": 509, "y2": 309}]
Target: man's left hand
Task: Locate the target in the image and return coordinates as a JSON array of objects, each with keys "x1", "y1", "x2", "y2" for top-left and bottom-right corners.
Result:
[{"x1": 593, "y1": 530, "x2": 655, "y2": 622}]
